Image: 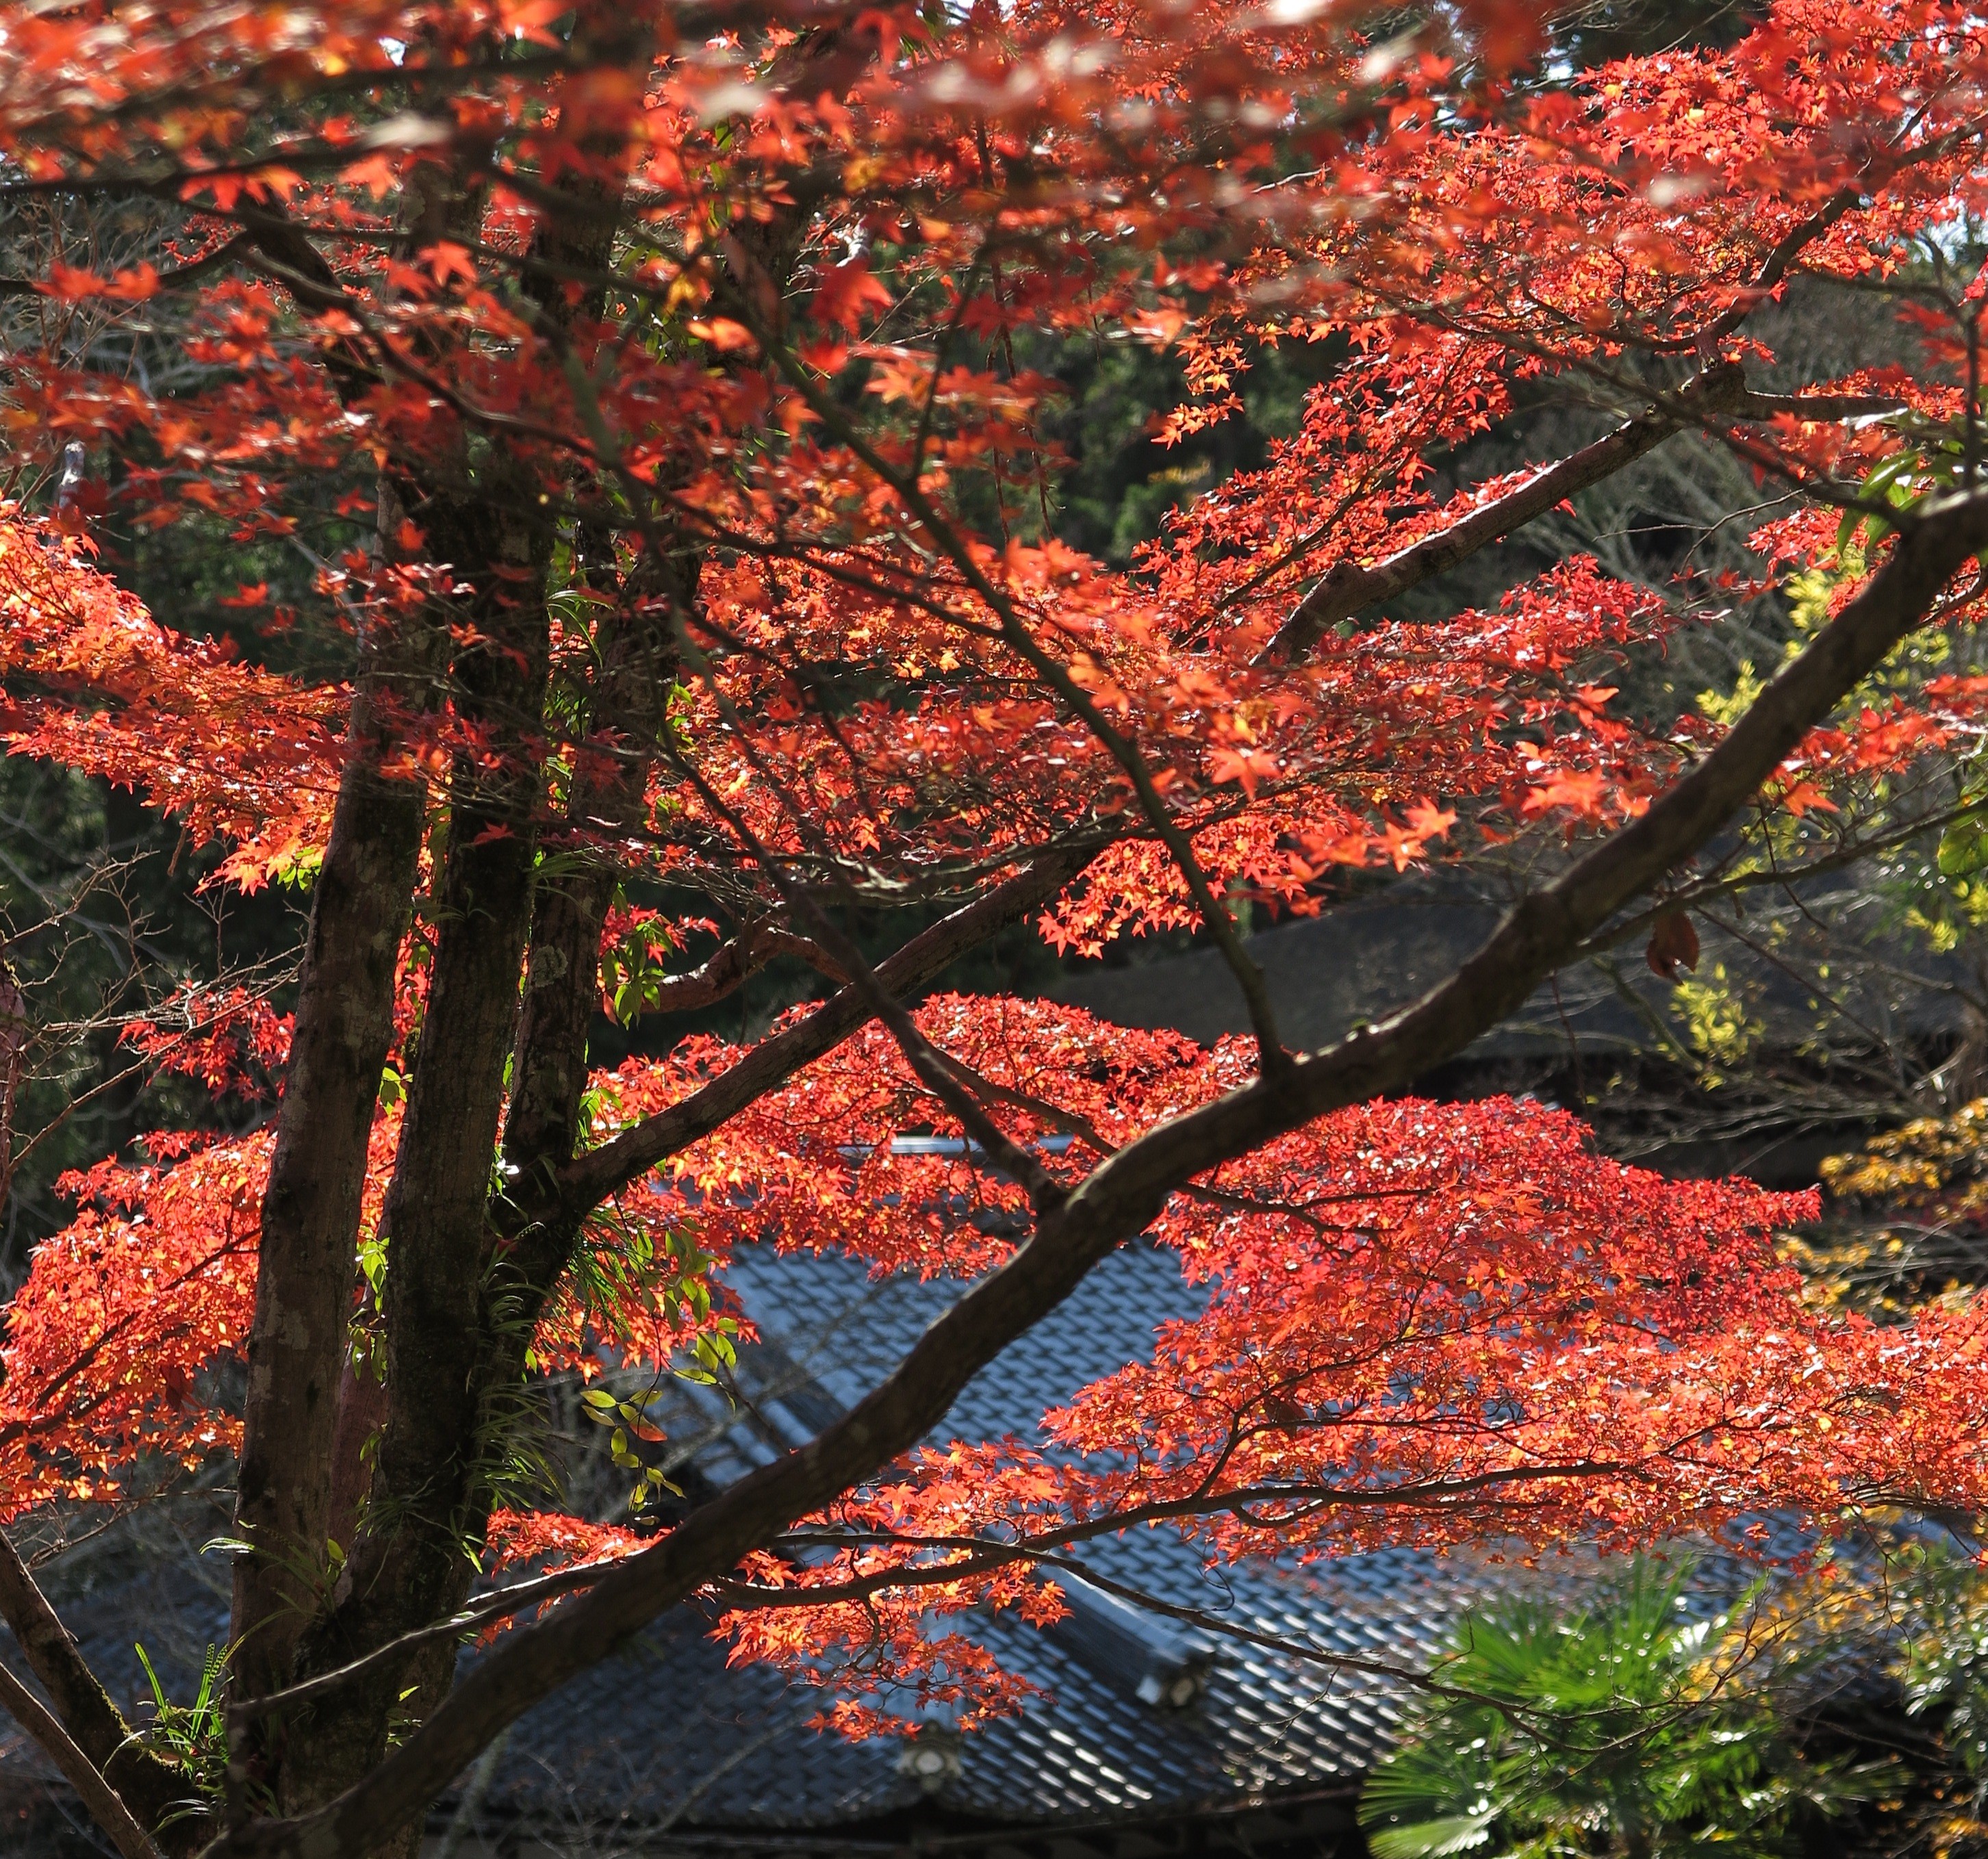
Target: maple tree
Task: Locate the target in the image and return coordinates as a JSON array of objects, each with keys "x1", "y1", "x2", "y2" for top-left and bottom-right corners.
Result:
[{"x1": 1, "y1": 2, "x2": 1988, "y2": 1856}]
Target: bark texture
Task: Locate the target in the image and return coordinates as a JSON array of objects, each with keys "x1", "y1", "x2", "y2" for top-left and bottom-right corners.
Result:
[{"x1": 228, "y1": 615, "x2": 433, "y2": 1711}]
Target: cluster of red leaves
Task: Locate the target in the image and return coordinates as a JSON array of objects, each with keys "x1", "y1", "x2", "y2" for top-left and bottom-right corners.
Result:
[
  {"x1": 0, "y1": 519, "x2": 340, "y2": 889},
  {"x1": 459, "y1": 1003, "x2": 1988, "y2": 1721},
  {"x1": 0, "y1": 1104, "x2": 402, "y2": 1524},
  {"x1": 4, "y1": 0, "x2": 1988, "y2": 1742},
  {"x1": 485, "y1": 1509, "x2": 643, "y2": 1566},
  {"x1": 0, "y1": 1140, "x2": 264, "y2": 1523},
  {"x1": 1, "y1": 3, "x2": 1982, "y2": 945},
  {"x1": 120, "y1": 984, "x2": 294, "y2": 1102},
  {"x1": 12, "y1": 958, "x2": 1988, "y2": 1723},
  {"x1": 641, "y1": 536, "x2": 1684, "y2": 962}
]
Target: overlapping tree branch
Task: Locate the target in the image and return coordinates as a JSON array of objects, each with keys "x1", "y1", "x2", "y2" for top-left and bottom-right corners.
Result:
[{"x1": 203, "y1": 485, "x2": 1988, "y2": 1859}]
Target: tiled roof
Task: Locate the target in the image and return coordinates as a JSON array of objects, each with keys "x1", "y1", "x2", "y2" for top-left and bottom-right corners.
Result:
[
  {"x1": 0, "y1": 1235, "x2": 1494, "y2": 1852},
  {"x1": 474, "y1": 1238, "x2": 1503, "y2": 1838},
  {"x1": 5, "y1": 1222, "x2": 1871, "y2": 1851}
]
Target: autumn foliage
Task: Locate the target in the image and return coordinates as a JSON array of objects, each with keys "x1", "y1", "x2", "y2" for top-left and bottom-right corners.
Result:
[{"x1": 0, "y1": 1, "x2": 1986, "y2": 1856}]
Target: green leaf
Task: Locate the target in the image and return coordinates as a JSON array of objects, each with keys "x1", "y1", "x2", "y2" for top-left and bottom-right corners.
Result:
[
  {"x1": 1837, "y1": 449, "x2": 1919, "y2": 555},
  {"x1": 1940, "y1": 814, "x2": 1988, "y2": 879},
  {"x1": 135, "y1": 1641, "x2": 168, "y2": 1711},
  {"x1": 1366, "y1": 1815, "x2": 1497, "y2": 1859}
]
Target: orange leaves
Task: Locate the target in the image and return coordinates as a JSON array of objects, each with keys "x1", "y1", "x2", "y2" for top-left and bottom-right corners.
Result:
[
  {"x1": 809, "y1": 259, "x2": 895, "y2": 335},
  {"x1": 1206, "y1": 743, "x2": 1280, "y2": 796},
  {"x1": 596, "y1": 997, "x2": 1218, "y2": 1280},
  {"x1": 487, "y1": 1509, "x2": 643, "y2": 1572},
  {"x1": 0, "y1": 517, "x2": 342, "y2": 886},
  {"x1": 38, "y1": 261, "x2": 160, "y2": 303},
  {"x1": 4, "y1": 0, "x2": 1988, "y2": 1766},
  {"x1": 178, "y1": 166, "x2": 303, "y2": 212},
  {"x1": 0, "y1": 1, "x2": 1968, "y2": 961},
  {"x1": 1403, "y1": 798, "x2": 1457, "y2": 842},
  {"x1": 1003, "y1": 1092, "x2": 1872, "y2": 1557},
  {"x1": 687, "y1": 317, "x2": 758, "y2": 353},
  {"x1": 1360, "y1": 798, "x2": 1462, "y2": 870},
  {"x1": 339, "y1": 152, "x2": 399, "y2": 198},
  {"x1": 1125, "y1": 302, "x2": 1190, "y2": 348},
  {"x1": 120, "y1": 984, "x2": 293, "y2": 1101},
  {"x1": 0, "y1": 1099, "x2": 409, "y2": 1524},
  {"x1": 492, "y1": 1056, "x2": 1988, "y2": 1695},
  {"x1": 1521, "y1": 767, "x2": 1612, "y2": 821},
  {"x1": 1, "y1": 1138, "x2": 267, "y2": 1521},
  {"x1": 420, "y1": 240, "x2": 478, "y2": 290}
]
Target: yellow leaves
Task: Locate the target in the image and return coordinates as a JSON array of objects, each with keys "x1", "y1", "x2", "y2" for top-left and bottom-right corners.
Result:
[
  {"x1": 1672, "y1": 962, "x2": 1762, "y2": 1079},
  {"x1": 1786, "y1": 567, "x2": 1839, "y2": 637},
  {"x1": 1831, "y1": 1155, "x2": 1944, "y2": 1198},
  {"x1": 1697, "y1": 661, "x2": 1766, "y2": 729},
  {"x1": 660, "y1": 272, "x2": 703, "y2": 316},
  {"x1": 1822, "y1": 1100, "x2": 1988, "y2": 1205}
]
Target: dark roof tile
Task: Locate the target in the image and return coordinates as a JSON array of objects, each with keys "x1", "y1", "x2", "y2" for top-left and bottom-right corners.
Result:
[{"x1": 489, "y1": 1238, "x2": 1492, "y2": 1834}]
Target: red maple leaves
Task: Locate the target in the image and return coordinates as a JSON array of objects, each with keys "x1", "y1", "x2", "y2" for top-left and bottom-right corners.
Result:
[{"x1": 1, "y1": 0, "x2": 1987, "y2": 1759}]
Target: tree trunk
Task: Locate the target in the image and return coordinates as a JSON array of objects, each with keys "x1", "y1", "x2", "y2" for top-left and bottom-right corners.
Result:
[{"x1": 229, "y1": 602, "x2": 434, "y2": 1716}]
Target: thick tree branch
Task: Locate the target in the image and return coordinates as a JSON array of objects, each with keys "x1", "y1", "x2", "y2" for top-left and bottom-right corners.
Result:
[
  {"x1": 1256, "y1": 246, "x2": 1915, "y2": 670},
  {"x1": 614, "y1": 921, "x2": 850, "y2": 1023},
  {"x1": 749, "y1": 926, "x2": 849, "y2": 982},
  {"x1": 554, "y1": 849, "x2": 1091, "y2": 1217},
  {"x1": 231, "y1": 1450, "x2": 1592, "y2": 1739},
  {"x1": 1258, "y1": 361, "x2": 1750, "y2": 664},
  {"x1": 1737, "y1": 389, "x2": 1910, "y2": 422},
  {"x1": 0, "y1": 1529, "x2": 186, "y2": 1839},
  {"x1": 202, "y1": 489, "x2": 1988, "y2": 1859},
  {"x1": 227, "y1": 663, "x2": 434, "y2": 1706},
  {"x1": 0, "y1": 1658, "x2": 164, "y2": 1859}
]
